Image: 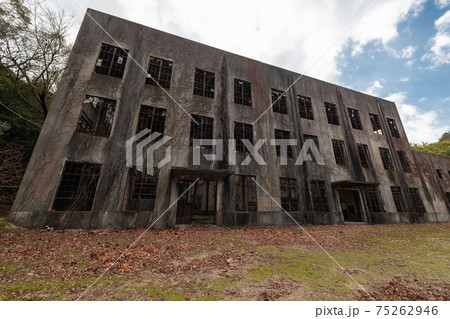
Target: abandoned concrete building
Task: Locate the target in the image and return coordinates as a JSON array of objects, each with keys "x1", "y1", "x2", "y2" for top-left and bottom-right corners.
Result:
[{"x1": 8, "y1": 9, "x2": 450, "y2": 229}]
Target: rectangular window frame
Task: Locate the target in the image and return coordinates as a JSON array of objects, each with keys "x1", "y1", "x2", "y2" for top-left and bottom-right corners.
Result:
[
  {"x1": 324, "y1": 102, "x2": 339, "y2": 125},
  {"x1": 309, "y1": 180, "x2": 329, "y2": 212},
  {"x1": 145, "y1": 56, "x2": 173, "y2": 89},
  {"x1": 390, "y1": 186, "x2": 406, "y2": 212},
  {"x1": 271, "y1": 89, "x2": 288, "y2": 114},
  {"x1": 234, "y1": 79, "x2": 252, "y2": 106},
  {"x1": 234, "y1": 122, "x2": 253, "y2": 153},
  {"x1": 124, "y1": 167, "x2": 159, "y2": 212},
  {"x1": 298, "y1": 95, "x2": 314, "y2": 120},
  {"x1": 94, "y1": 43, "x2": 129, "y2": 78},
  {"x1": 397, "y1": 150, "x2": 412, "y2": 173},
  {"x1": 280, "y1": 178, "x2": 299, "y2": 212},
  {"x1": 53, "y1": 161, "x2": 101, "y2": 211},
  {"x1": 364, "y1": 185, "x2": 384, "y2": 213},
  {"x1": 235, "y1": 175, "x2": 257, "y2": 211},
  {"x1": 193, "y1": 69, "x2": 215, "y2": 98},
  {"x1": 348, "y1": 108, "x2": 363, "y2": 130},
  {"x1": 274, "y1": 129, "x2": 294, "y2": 158},
  {"x1": 332, "y1": 139, "x2": 347, "y2": 166},
  {"x1": 77, "y1": 95, "x2": 116, "y2": 138},
  {"x1": 409, "y1": 188, "x2": 426, "y2": 213},
  {"x1": 190, "y1": 114, "x2": 214, "y2": 147},
  {"x1": 369, "y1": 113, "x2": 383, "y2": 135},
  {"x1": 387, "y1": 118, "x2": 400, "y2": 138},
  {"x1": 379, "y1": 147, "x2": 394, "y2": 171},
  {"x1": 356, "y1": 144, "x2": 372, "y2": 168},
  {"x1": 137, "y1": 105, "x2": 167, "y2": 134}
]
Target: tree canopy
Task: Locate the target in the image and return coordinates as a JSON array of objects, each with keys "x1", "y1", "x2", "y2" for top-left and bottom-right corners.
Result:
[{"x1": 410, "y1": 132, "x2": 450, "y2": 157}]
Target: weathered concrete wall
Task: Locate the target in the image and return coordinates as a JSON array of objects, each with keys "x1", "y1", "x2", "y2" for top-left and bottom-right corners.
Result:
[{"x1": 8, "y1": 9, "x2": 450, "y2": 229}]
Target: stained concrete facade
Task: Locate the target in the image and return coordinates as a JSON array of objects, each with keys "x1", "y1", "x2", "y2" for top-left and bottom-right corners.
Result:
[{"x1": 8, "y1": 9, "x2": 450, "y2": 229}]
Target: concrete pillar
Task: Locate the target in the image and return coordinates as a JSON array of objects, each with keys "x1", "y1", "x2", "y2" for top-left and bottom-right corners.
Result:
[
  {"x1": 216, "y1": 179, "x2": 224, "y2": 226},
  {"x1": 168, "y1": 177, "x2": 179, "y2": 226}
]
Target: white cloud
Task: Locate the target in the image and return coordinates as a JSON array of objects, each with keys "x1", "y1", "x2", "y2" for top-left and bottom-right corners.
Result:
[
  {"x1": 442, "y1": 97, "x2": 450, "y2": 102},
  {"x1": 385, "y1": 92, "x2": 449, "y2": 143},
  {"x1": 435, "y1": 0, "x2": 450, "y2": 9},
  {"x1": 418, "y1": 97, "x2": 426, "y2": 102},
  {"x1": 365, "y1": 80, "x2": 384, "y2": 96},
  {"x1": 401, "y1": 45, "x2": 416, "y2": 58},
  {"x1": 400, "y1": 76, "x2": 409, "y2": 82},
  {"x1": 422, "y1": 10, "x2": 450, "y2": 67},
  {"x1": 63, "y1": 0, "x2": 427, "y2": 83}
]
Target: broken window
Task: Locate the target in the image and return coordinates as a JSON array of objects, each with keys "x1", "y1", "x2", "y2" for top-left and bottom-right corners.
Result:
[
  {"x1": 94, "y1": 43, "x2": 128, "y2": 78},
  {"x1": 271, "y1": 89, "x2": 287, "y2": 114},
  {"x1": 137, "y1": 106, "x2": 166, "y2": 134},
  {"x1": 324, "y1": 102, "x2": 339, "y2": 125},
  {"x1": 280, "y1": 178, "x2": 299, "y2": 212},
  {"x1": 356, "y1": 144, "x2": 372, "y2": 168},
  {"x1": 436, "y1": 169, "x2": 443, "y2": 179},
  {"x1": 190, "y1": 115, "x2": 214, "y2": 147},
  {"x1": 303, "y1": 134, "x2": 319, "y2": 149},
  {"x1": 235, "y1": 175, "x2": 257, "y2": 211},
  {"x1": 298, "y1": 95, "x2": 314, "y2": 120},
  {"x1": 53, "y1": 161, "x2": 101, "y2": 211},
  {"x1": 348, "y1": 108, "x2": 363, "y2": 130},
  {"x1": 409, "y1": 188, "x2": 426, "y2": 213},
  {"x1": 390, "y1": 186, "x2": 406, "y2": 212},
  {"x1": 77, "y1": 96, "x2": 116, "y2": 137},
  {"x1": 369, "y1": 113, "x2": 383, "y2": 135},
  {"x1": 332, "y1": 139, "x2": 347, "y2": 166},
  {"x1": 397, "y1": 151, "x2": 412, "y2": 173},
  {"x1": 234, "y1": 79, "x2": 252, "y2": 106},
  {"x1": 364, "y1": 185, "x2": 384, "y2": 212},
  {"x1": 146, "y1": 56, "x2": 173, "y2": 88},
  {"x1": 309, "y1": 180, "x2": 329, "y2": 212},
  {"x1": 193, "y1": 69, "x2": 215, "y2": 98},
  {"x1": 379, "y1": 147, "x2": 394, "y2": 171},
  {"x1": 124, "y1": 168, "x2": 158, "y2": 212},
  {"x1": 274, "y1": 129, "x2": 293, "y2": 158},
  {"x1": 387, "y1": 118, "x2": 400, "y2": 138},
  {"x1": 234, "y1": 122, "x2": 253, "y2": 153}
]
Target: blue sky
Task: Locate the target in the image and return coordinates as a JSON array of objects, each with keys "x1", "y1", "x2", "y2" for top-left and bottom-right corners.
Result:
[{"x1": 63, "y1": 0, "x2": 450, "y2": 143}]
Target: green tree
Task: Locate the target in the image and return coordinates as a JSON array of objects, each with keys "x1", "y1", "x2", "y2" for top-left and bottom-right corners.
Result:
[
  {"x1": 410, "y1": 132, "x2": 450, "y2": 157},
  {"x1": 0, "y1": 0, "x2": 73, "y2": 117}
]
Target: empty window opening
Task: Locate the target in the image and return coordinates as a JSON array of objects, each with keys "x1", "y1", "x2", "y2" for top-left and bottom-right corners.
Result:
[
  {"x1": 390, "y1": 186, "x2": 406, "y2": 212},
  {"x1": 275, "y1": 129, "x2": 293, "y2": 158},
  {"x1": 234, "y1": 79, "x2": 252, "y2": 106},
  {"x1": 379, "y1": 147, "x2": 394, "y2": 171},
  {"x1": 409, "y1": 188, "x2": 426, "y2": 213},
  {"x1": 124, "y1": 168, "x2": 158, "y2": 212},
  {"x1": 298, "y1": 95, "x2": 314, "y2": 120},
  {"x1": 193, "y1": 69, "x2": 215, "y2": 98},
  {"x1": 235, "y1": 175, "x2": 257, "y2": 211},
  {"x1": 446, "y1": 192, "x2": 450, "y2": 205},
  {"x1": 309, "y1": 180, "x2": 329, "y2": 212},
  {"x1": 369, "y1": 113, "x2": 383, "y2": 135},
  {"x1": 332, "y1": 139, "x2": 347, "y2": 166},
  {"x1": 77, "y1": 96, "x2": 116, "y2": 137},
  {"x1": 146, "y1": 56, "x2": 173, "y2": 88},
  {"x1": 53, "y1": 161, "x2": 101, "y2": 211},
  {"x1": 94, "y1": 43, "x2": 128, "y2": 78},
  {"x1": 364, "y1": 185, "x2": 384, "y2": 212},
  {"x1": 356, "y1": 144, "x2": 372, "y2": 168},
  {"x1": 387, "y1": 118, "x2": 400, "y2": 138},
  {"x1": 190, "y1": 115, "x2": 214, "y2": 147},
  {"x1": 280, "y1": 178, "x2": 299, "y2": 212},
  {"x1": 397, "y1": 151, "x2": 412, "y2": 173},
  {"x1": 324, "y1": 102, "x2": 339, "y2": 125},
  {"x1": 348, "y1": 108, "x2": 363, "y2": 130},
  {"x1": 272, "y1": 89, "x2": 287, "y2": 114},
  {"x1": 137, "y1": 106, "x2": 166, "y2": 134},
  {"x1": 234, "y1": 122, "x2": 253, "y2": 153},
  {"x1": 436, "y1": 169, "x2": 443, "y2": 179}
]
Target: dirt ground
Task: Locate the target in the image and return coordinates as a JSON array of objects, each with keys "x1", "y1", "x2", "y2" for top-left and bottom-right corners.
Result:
[{"x1": 0, "y1": 219, "x2": 449, "y2": 300}]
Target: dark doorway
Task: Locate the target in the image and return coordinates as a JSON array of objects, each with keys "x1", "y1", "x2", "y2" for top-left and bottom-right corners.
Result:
[
  {"x1": 339, "y1": 189, "x2": 362, "y2": 222},
  {"x1": 176, "y1": 179, "x2": 216, "y2": 225}
]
